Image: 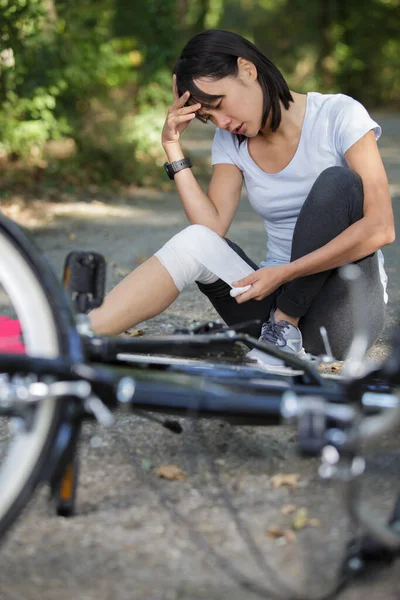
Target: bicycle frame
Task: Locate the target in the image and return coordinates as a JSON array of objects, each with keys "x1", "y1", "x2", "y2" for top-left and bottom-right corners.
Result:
[
  {"x1": 0, "y1": 324, "x2": 395, "y2": 473},
  {"x1": 1, "y1": 312, "x2": 400, "y2": 598}
]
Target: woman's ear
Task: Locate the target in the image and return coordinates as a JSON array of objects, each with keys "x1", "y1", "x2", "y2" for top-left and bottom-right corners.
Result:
[{"x1": 237, "y1": 57, "x2": 258, "y2": 81}]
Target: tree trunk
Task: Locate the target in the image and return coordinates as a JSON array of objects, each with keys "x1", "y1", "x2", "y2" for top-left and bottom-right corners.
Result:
[
  {"x1": 176, "y1": 0, "x2": 189, "y2": 28},
  {"x1": 192, "y1": 0, "x2": 209, "y2": 34},
  {"x1": 315, "y1": 0, "x2": 334, "y2": 90}
]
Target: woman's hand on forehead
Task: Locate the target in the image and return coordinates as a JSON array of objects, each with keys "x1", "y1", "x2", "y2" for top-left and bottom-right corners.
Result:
[
  {"x1": 172, "y1": 75, "x2": 212, "y2": 123},
  {"x1": 173, "y1": 75, "x2": 222, "y2": 112},
  {"x1": 173, "y1": 75, "x2": 201, "y2": 109},
  {"x1": 161, "y1": 76, "x2": 202, "y2": 145}
]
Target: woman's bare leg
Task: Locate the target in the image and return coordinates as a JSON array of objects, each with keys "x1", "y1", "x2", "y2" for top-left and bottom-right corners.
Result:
[{"x1": 88, "y1": 256, "x2": 179, "y2": 335}]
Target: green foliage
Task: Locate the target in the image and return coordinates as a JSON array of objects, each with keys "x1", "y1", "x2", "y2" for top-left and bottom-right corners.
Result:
[
  {"x1": 221, "y1": 0, "x2": 400, "y2": 106},
  {"x1": 0, "y1": 0, "x2": 399, "y2": 189},
  {"x1": 114, "y1": 0, "x2": 180, "y2": 73}
]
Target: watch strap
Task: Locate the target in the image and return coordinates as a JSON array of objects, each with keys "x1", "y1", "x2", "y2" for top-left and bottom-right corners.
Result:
[{"x1": 164, "y1": 157, "x2": 192, "y2": 179}]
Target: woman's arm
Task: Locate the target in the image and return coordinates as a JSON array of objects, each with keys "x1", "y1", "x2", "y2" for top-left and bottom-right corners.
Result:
[
  {"x1": 285, "y1": 130, "x2": 394, "y2": 279},
  {"x1": 162, "y1": 78, "x2": 243, "y2": 236},
  {"x1": 164, "y1": 141, "x2": 243, "y2": 236},
  {"x1": 232, "y1": 130, "x2": 395, "y2": 302}
]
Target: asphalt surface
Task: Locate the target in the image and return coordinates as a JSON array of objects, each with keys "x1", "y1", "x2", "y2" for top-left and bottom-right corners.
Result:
[{"x1": 0, "y1": 113, "x2": 399, "y2": 600}]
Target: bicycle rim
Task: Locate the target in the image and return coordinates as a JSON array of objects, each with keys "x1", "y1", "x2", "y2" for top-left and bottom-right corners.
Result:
[{"x1": 0, "y1": 222, "x2": 69, "y2": 537}]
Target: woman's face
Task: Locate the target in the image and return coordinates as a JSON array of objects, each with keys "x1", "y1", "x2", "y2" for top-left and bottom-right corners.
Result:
[{"x1": 191, "y1": 59, "x2": 265, "y2": 137}]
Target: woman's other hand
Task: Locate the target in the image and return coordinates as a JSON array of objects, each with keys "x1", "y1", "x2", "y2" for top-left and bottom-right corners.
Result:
[
  {"x1": 162, "y1": 75, "x2": 201, "y2": 147},
  {"x1": 231, "y1": 265, "x2": 291, "y2": 303}
]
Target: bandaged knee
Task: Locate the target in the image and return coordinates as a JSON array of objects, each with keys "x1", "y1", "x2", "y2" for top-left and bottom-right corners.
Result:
[{"x1": 154, "y1": 224, "x2": 254, "y2": 294}]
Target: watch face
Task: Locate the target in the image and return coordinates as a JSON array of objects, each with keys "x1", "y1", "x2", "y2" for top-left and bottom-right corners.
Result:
[{"x1": 164, "y1": 162, "x2": 173, "y2": 179}]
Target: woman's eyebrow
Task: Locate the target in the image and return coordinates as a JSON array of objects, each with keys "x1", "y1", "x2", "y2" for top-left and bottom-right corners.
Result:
[{"x1": 196, "y1": 97, "x2": 223, "y2": 110}]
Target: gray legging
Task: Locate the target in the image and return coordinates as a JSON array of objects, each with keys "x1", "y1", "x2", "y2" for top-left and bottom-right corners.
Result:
[{"x1": 196, "y1": 166, "x2": 385, "y2": 360}]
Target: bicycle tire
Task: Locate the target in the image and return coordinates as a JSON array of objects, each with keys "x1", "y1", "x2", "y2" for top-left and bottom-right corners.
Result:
[{"x1": 0, "y1": 214, "x2": 81, "y2": 539}]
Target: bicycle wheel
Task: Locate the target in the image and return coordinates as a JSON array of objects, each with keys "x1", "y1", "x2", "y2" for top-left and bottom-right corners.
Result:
[{"x1": 0, "y1": 213, "x2": 79, "y2": 538}]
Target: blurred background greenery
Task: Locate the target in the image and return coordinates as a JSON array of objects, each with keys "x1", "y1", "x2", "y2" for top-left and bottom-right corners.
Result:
[{"x1": 0, "y1": 0, "x2": 399, "y2": 190}]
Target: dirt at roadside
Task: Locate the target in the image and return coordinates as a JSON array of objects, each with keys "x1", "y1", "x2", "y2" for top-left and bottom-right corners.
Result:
[{"x1": 0, "y1": 116, "x2": 399, "y2": 600}]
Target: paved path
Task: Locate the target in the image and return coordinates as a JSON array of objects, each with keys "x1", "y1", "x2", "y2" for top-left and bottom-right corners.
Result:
[{"x1": 0, "y1": 114, "x2": 399, "y2": 600}]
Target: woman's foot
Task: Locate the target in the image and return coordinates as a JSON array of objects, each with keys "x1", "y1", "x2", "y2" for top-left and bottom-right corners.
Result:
[{"x1": 247, "y1": 310, "x2": 306, "y2": 366}]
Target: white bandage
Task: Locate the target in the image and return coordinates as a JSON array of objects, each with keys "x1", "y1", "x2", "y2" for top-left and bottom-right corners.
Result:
[
  {"x1": 229, "y1": 284, "x2": 252, "y2": 297},
  {"x1": 154, "y1": 224, "x2": 255, "y2": 293}
]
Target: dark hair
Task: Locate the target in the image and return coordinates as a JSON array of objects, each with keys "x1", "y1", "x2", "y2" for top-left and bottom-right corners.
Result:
[{"x1": 174, "y1": 29, "x2": 293, "y2": 138}]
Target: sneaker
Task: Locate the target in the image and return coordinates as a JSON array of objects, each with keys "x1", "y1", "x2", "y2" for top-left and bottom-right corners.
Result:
[{"x1": 247, "y1": 311, "x2": 306, "y2": 367}]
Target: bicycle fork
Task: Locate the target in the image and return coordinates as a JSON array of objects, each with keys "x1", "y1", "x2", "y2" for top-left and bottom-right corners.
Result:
[{"x1": 49, "y1": 251, "x2": 107, "y2": 516}]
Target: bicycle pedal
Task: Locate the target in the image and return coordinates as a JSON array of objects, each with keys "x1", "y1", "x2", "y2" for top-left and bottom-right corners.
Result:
[{"x1": 63, "y1": 251, "x2": 106, "y2": 313}]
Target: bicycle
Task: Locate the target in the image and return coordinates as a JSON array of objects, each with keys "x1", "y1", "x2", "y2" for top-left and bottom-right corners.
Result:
[{"x1": 0, "y1": 209, "x2": 399, "y2": 599}]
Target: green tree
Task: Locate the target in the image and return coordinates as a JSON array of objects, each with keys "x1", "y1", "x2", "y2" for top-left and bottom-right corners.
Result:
[{"x1": 0, "y1": 0, "x2": 399, "y2": 189}]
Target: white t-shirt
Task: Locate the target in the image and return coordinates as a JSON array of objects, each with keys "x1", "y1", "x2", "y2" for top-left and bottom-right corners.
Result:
[{"x1": 211, "y1": 92, "x2": 388, "y2": 302}]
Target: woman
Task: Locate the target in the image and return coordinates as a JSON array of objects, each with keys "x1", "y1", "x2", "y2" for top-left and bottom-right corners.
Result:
[{"x1": 89, "y1": 29, "x2": 395, "y2": 364}]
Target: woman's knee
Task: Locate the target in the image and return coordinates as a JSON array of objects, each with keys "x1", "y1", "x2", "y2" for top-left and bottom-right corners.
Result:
[
  {"x1": 312, "y1": 167, "x2": 363, "y2": 210},
  {"x1": 154, "y1": 225, "x2": 221, "y2": 291},
  {"x1": 172, "y1": 224, "x2": 222, "y2": 249},
  {"x1": 299, "y1": 166, "x2": 364, "y2": 229},
  {"x1": 159, "y1": 224, "x2": 223, "y2": 258},
  {"x1": 316, "y1": 166, "x2": 362, "y2": 189}
]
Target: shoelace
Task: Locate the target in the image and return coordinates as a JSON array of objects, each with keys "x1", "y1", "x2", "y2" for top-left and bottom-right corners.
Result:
[{"x1": 260, "y1": 319, "x2": 290, "y2": 345}]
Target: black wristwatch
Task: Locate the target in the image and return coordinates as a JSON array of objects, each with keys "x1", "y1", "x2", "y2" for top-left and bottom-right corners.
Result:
[{"x1": 164, "y1": 157, "x2": 193, "y2": 180}]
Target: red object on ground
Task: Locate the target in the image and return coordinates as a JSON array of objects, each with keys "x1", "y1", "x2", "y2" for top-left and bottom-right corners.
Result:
[{"x1": 0, "y1": 316, "x2": 26, "y2": 354}]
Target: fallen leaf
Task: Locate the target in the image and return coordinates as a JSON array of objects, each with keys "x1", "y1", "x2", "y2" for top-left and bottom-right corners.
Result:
[
  {"x1": 281, "y1": 503, "x2": 297, "y2": 515},
  {"x1": 155, "y1": 464, "x2": 186, "y2": 481},
  {"x1": 308, "y1": 518, "x2": 321, "y2": 527},
  {"x1": 284, "y1": 529, "x2": 297, "y2": 543},
  {"x1": 69, "y1": 232, "x2": 77, "y2": 240},
  {"x1": 267, "y1": 527, "x2": 284, "y2": 539},
  {"x1": 292, "y1": 508, "x2": 309, "y2": 530},
  {"x1": 271, "y1": 473, "x2": 300, "y2": 489},
  {"x1": 123, "y1": 328, "x2": 145, "y2": 337}
]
